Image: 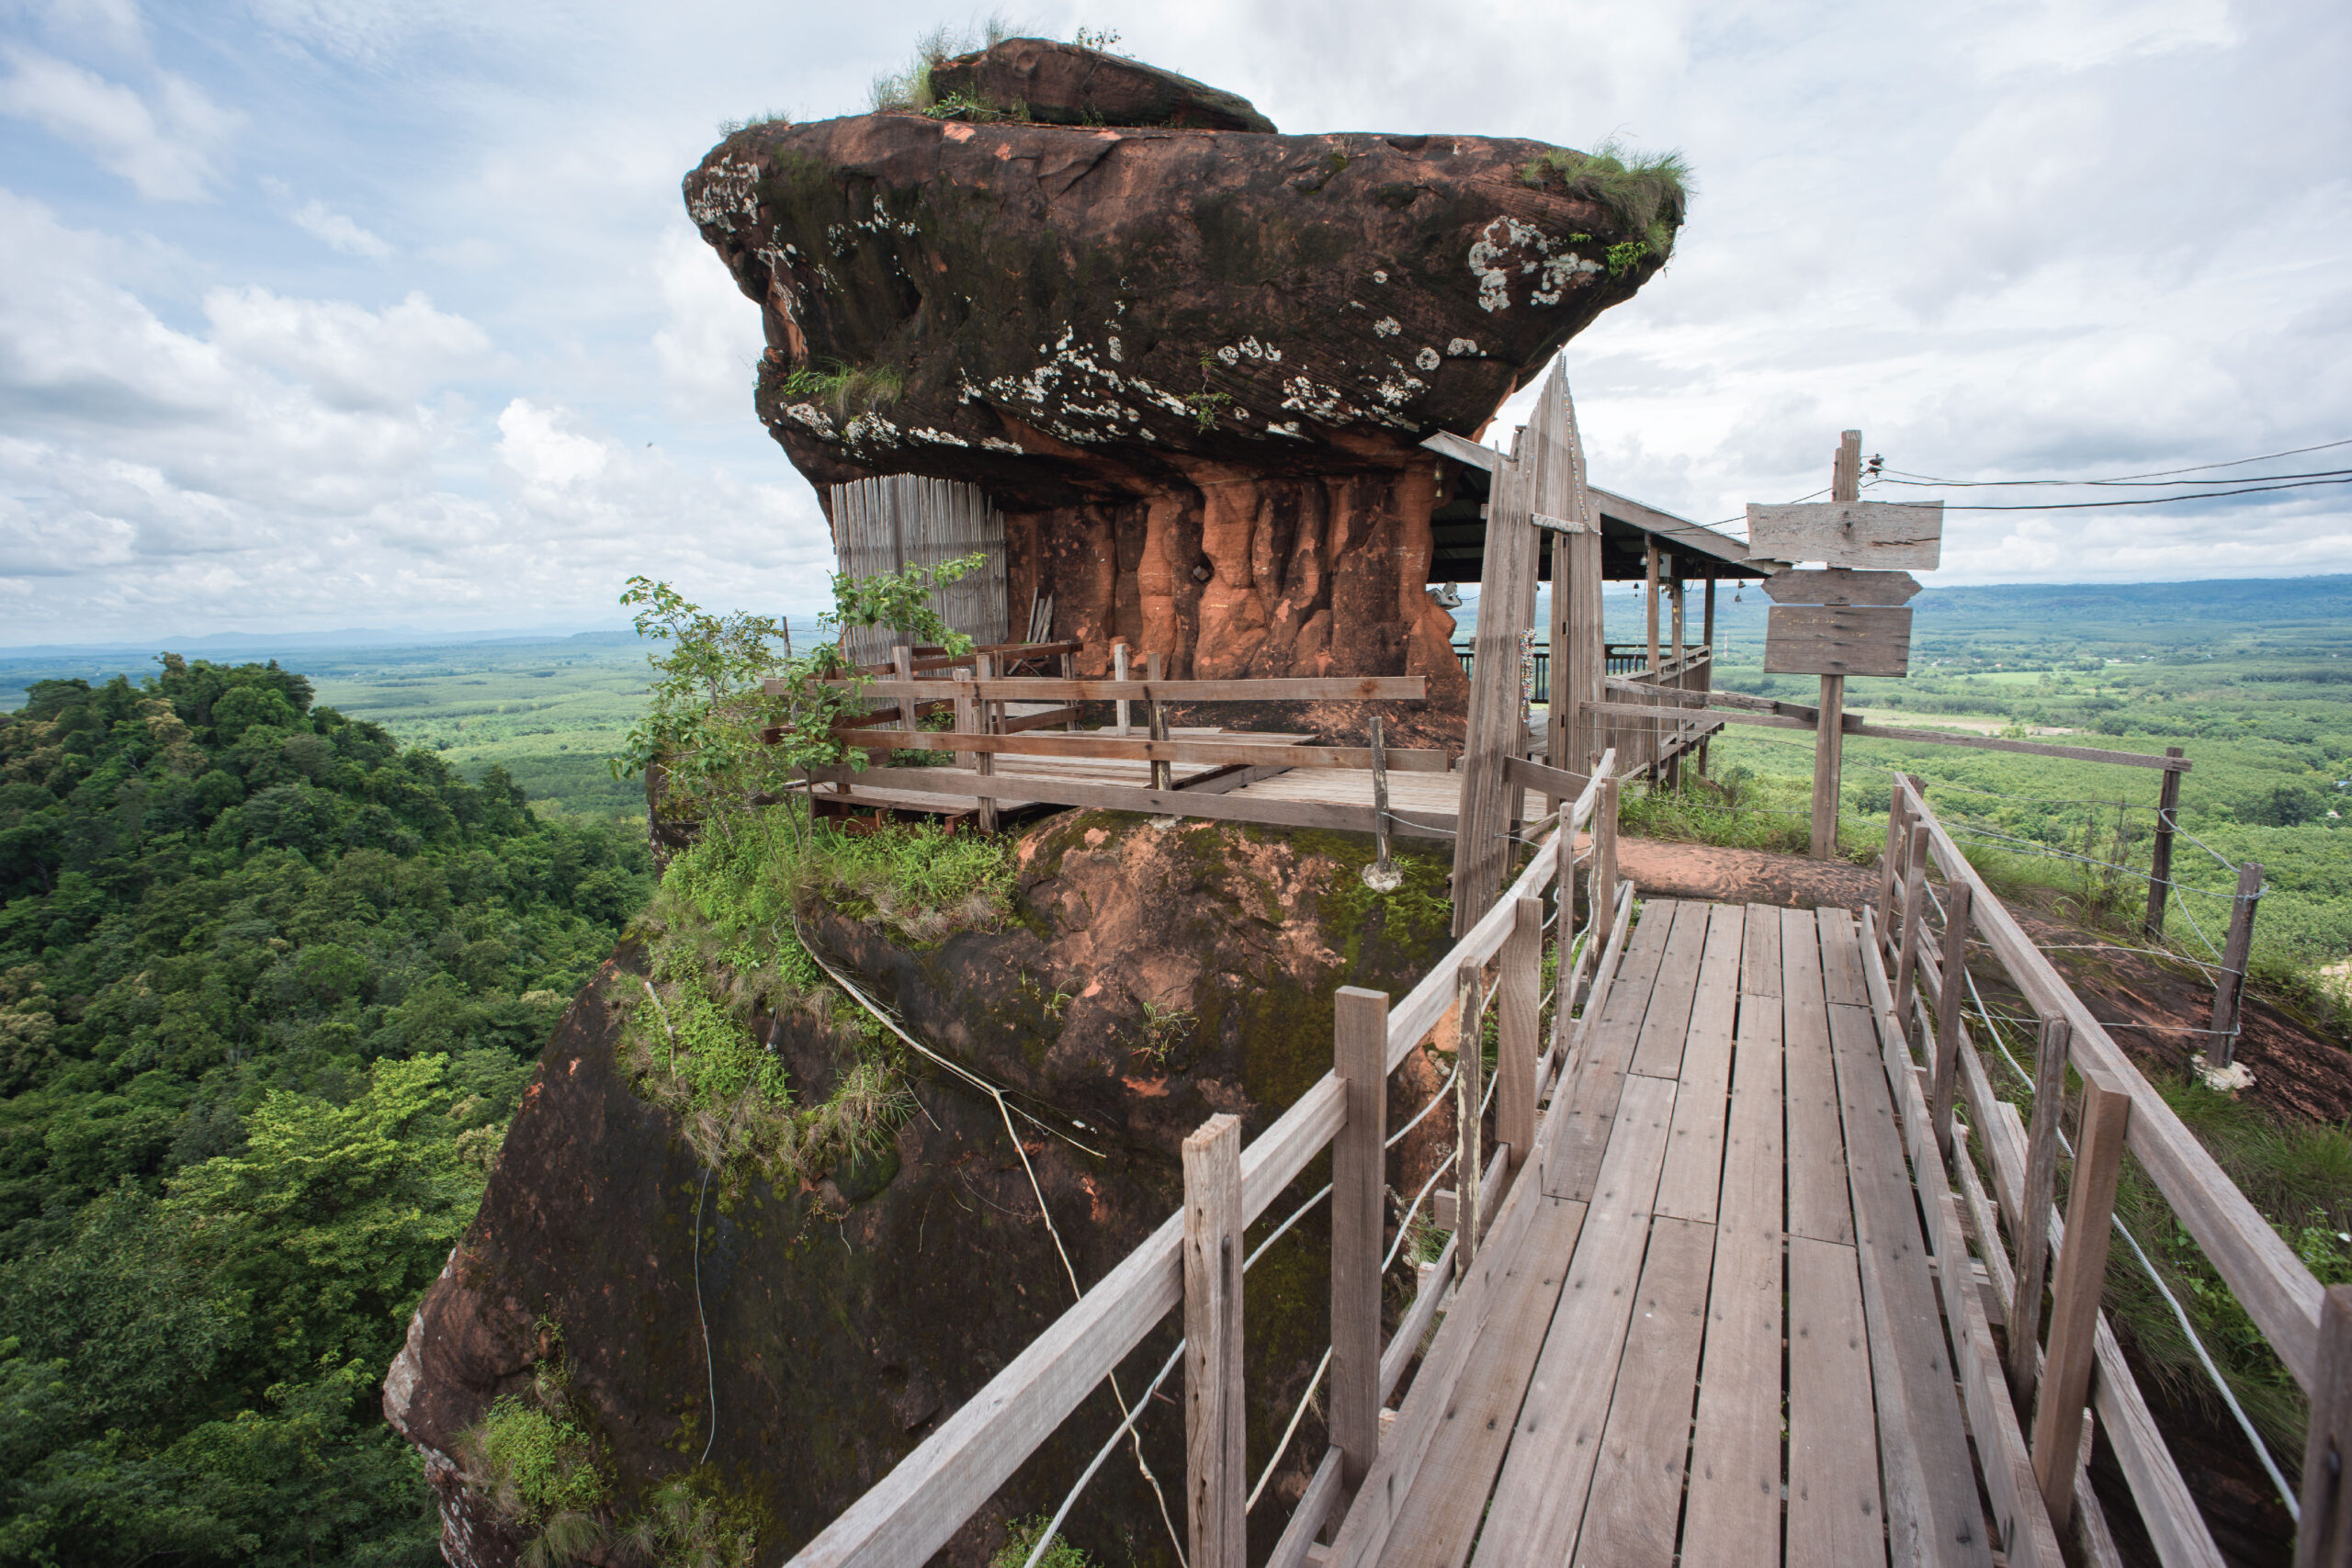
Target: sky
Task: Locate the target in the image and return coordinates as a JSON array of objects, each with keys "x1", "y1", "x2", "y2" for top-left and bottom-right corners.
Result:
[{"x1": 0, "y1": 0, "x2": 2347, "y2": 646}]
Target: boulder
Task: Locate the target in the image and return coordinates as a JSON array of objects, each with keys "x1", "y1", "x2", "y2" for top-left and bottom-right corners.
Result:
[
  {"x1": 929, "y1": 37, "x2": 1277, "y2": 132},
  {"x1": 684, "y1": 73, "x2": 1680, "y2": 724}
]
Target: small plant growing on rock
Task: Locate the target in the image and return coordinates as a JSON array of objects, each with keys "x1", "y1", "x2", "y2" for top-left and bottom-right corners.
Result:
[
  {"x1": 458, "y1": 1346, "x2": 615, "y2": 1567},
  {"x1": 780, "y1": 357, "x2": 907, "y2": 417},
  {"x1": 1519, "y1": 139, "x2": 1690, "y2": 271},
  {"x1": 992, "y1": 1515, "x2": 1096, "y2": 1567},
  {"x1": 869, "y1": 15, "x2": 1028, "y2": 112}
]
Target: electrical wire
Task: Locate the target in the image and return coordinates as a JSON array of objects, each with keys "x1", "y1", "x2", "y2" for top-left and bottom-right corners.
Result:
[
  {"x1": 1937, "y1": 475, "x2": 2352, "y2": 510},
  {"x1": 1882, "y1": 436, "x2": 2352, "y2": 486}
]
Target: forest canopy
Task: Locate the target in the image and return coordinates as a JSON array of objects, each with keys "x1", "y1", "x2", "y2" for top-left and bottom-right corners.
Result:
[{"x1": 0, "y1": 655, "x2": 651, "y2": 1565}]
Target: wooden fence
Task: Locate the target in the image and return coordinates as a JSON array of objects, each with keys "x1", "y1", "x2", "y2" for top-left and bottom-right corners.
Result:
[
  {"x1": 830, "y1": 474, "x2": 1010, "y2": 666},
  {"x1": 1877, "y1": 773, "x2": 2351, "y2": 1567},
  {"x1": 781, "y1": 761, "x2": 1626, "y2": 1568}
]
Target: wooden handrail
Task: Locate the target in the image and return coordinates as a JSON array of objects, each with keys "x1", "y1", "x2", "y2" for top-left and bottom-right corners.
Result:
[
  {"x1": 786, "y1": 674, "x2": 1430, "y2": 703},
  {"x1": 784, "y1": 756, "x2": 1621, "y2": 1567},
  {"x1": 826, "y1": 729, "x2": 1453, "y2": 773},
  {"x1": 1894, "y1": 776, "x2": 2323, "y2": 1387}
]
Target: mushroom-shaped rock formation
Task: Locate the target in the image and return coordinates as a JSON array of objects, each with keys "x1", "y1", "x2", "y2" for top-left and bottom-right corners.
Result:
[
  {"x1": 684, "y1": 47, "x2": 1681, "y2": 723},
  {"x1": 931, "y1": 36, "x2": 1277, "y2": 131}
]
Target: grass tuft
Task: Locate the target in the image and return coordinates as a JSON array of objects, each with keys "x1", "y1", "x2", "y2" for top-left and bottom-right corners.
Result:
[
  {"x1": 779, "y1": 359, "x2": 907, "y2": 418},
  {"x1": 1520, "y1": 139, "x2": 1691, "y2": 269},
  {"x1": 991, "y1": 1515, "x2": 1096, "y2": 1567},
  {"x1": 869, "y1": 15, "x2": 1029, "y2": 113}
]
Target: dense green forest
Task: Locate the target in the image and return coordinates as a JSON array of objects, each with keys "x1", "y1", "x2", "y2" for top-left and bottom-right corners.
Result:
[{"x1": 0, "y1": 656, "x2": 651, "y2": 1564}]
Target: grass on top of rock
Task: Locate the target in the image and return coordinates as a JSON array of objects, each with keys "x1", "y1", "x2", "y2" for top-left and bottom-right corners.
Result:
[
  {"x1": 1520, "y1": 139, "x2": 1690, "y2": 268},
  {"x1": 868, "y1": 15, "x2": 1027, "y2": 113},
  {"x1": 619, "y1": 800, "x2": 1013, "y2": 1191}
]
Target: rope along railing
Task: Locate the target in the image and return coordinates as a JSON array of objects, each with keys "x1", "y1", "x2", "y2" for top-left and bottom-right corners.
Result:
[
  {"x1": 783, "y1": 756, "x2": 1625, "y2": 1568},
  {"x1": 1875, "y1": 773, "x2": 2347, "y2": 1567}
]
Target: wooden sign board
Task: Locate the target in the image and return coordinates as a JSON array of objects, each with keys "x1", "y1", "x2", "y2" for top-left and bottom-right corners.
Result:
[
  {"x1": 1746, "y1": 501, "x2": 1943, "y2": 570},
  {"x1": 1763, "y1": 604, "x2": 1913, "y2": 677},
  {"x1": 1531, "y1": 512, "x2": 1592, "y2": 535},
  {"x1": 1758, "y1": 568, "x2": 1921, "y2": 605}
]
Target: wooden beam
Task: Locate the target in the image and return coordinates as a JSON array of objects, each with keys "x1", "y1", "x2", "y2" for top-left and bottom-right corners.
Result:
[
  {"x1": 1929, "y1": 880, "x2": 1973, "y2": 1162},
  {"x1": 1759, "y1": 567, "x2": 1924, "y2": 604},
  {"x1": 1892, "y1": 821, "x2": 1930, "y2": 1043},
  {"x1": 1453, "y1": 962, "x2": 1485, "y2": 1272},
  {"x1": 1420, "y1": 428, "x2": 1498, "y2": 470},
  {"x1": 1644, "y1": 539, "x2": 1660, "y2": 676},
  {"x1": 2295, "y1": 1285, "x2": 2352, "y2": 1568},
  {"x1": 1496, "y1": 897, "x2": 1543, "y2": 1186},
  {"x1": 831, "y1": 729, "x2": 1445, "y2": 771},
  {"x1": 2211, "y1": 861, "x2": 2263, "y2": 1065},
  {"x1": 2011, "y1": 1017, "x2": 2074, "y2": 1404},
  {"x1": 1329, "y1": 989, "x2": 1387, "y2": 1493},
  {"x1": 1182, "y1": 1114, "x2": 1246, "y2": 1568},
  {"x1": 2033, "y1": 1071, "x2": 2132, "y2": 1531},
  {"x1": 792, "y1": 674, "x2": 1430, "y2": 702},
  {"x1": 1746, "y1": 500, "x2": 1946, "y2": 570}
]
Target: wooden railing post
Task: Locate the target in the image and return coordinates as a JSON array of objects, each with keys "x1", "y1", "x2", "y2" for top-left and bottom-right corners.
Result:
[
  {"x1": 2211, "y1": 861, "x2": 2263, "y2": 1066},
  {"x1": 2295, "y1": 1284, "x2": 2352, "y2": 1568},
  {"x1": 2142, "y1": 748, "x2": 2185, "y2": 940},
  {"x1": 1331, "y1": 988, "x2": 1388, "y2": 1493},
  {"x1": 1497, "y1": 897, "x2": 1543, "y2": 1178},
  {"x1": 1059, "y1": 645, "x2": 1078, "y2": 730},
  {"x1": 1808, "y1": 430, "x2": 1861, "y2": 860},
  {"x1": 1146, "y1": 650, "x2": 1172, "y2": 791},
  {"x1": 1183, "y1": 1112, "x2": 1246, "y2": 1568},
  {"x1": 972, "y1": 652, "x2": 1000, "y2": 834},
  {"x1": 1113, "y1": 640, "x2": 1132, "y2": 736},
  {"x1": 1593, "y1": 775, "x2": 1621, "y2": 949},
  {"x1": 1893, "y1": 821, "x2": 1930, "y2": 1050},
  {"x1": 2032, "y1": 1068, "x2": 2132, "y2": 1531},
  {"x1": 1366, "y1": 716, "x2": 1396, "y2": 889},
  {"x1": 1929, "y1": 879, "x2": 1973, "y2": 1163},
  {"x1": 1879, "y1": 778, "x2": 1913, "y2": 942},
  {"x1": 1453, "y1": 961, "x2": 1485, "y2": 1274},
  {"x1": 892, "y1": 645, "x2": 918, "y2": 739},
  {"x1": 950, "y1": 668, "x2": 977, "y2": 772},
  {"x1": 2009, "y1": 1017, "x2": 2073, "y2": 1403}
]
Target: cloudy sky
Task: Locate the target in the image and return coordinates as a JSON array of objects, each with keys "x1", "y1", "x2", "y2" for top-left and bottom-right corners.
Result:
[{"x1": 1, "y1": 0, "x2": 2346, "y2": 644}]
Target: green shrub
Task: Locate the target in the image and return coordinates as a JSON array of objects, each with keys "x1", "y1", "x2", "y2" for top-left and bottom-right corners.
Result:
[
  {"x1": 778, "y1": 359, "x2": 907, "y2": 418},
  {"x1": 1519, "y1": 139, "x2": 1690, "y2": 266},
  {"x1": 991, "y1": 1515, "x2": 1094, "y2": 1568},
  {"x1": 868, "y1": 16, "x2": 1027, "y2": 113}
]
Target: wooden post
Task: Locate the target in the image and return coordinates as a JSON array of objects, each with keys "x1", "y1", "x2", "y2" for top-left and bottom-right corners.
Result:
[
  {"x1": 2032, "y1": 1069, "x2": 2132, "y2": 1531},
  {"x1": 2143, "y1": 748, "x2": 2185, "y2": 939},
  {"x1": 972, "y1": 652, "x2": 999, "y2": 834},
  {"x1": 1453, "y1": 961, "x2": 1485, "y2": 1273},
  {"x1": 2009, "y1": 1017, "x2": 2073, "y2": 1403},
  {"x1": 1559, "y1": 528, "x2": 1605, "y2": 787},
  {"x1": 1893, "y1": 822, "x2": 1930, "y2": 1049},
  {"x1": 951, "y1": 668, "x2": 977, "y2": 771},
  {"x1": 1451, "y1": 418, "x2": 1543, "y2": 936},
  {"x1": 1497, "y1": 897, "x2": 1543, "y2": 1179},
  {"x1": 1060, "y1": 646, "x2": 1078, "y2": 730},
  {"x1": 892, "y1": 645, "x2": 918, "y2": 739},
  {"x1": 1113, "y1": 640, "x2": 1132, "y2": 737},
  {"x1": 2294, "y1": 1283, "x2": 2352, "y2": 1568},
  {"x1": 1147, "y1": 650, "x2": 1172, "y2": 791},
  {"x1": 1593, "y1": 775, "x2": 1621, "y2": 948},
  {"x1": 1364, "y1": 715, "x2": 1396, "y2": 889},
  {"x1": 1182, "y1": 1113, "x2": 1246, "y2": 1568},
  {"x1": 1809, "y1": 431, "x2": 1861, "y2": 859},
  {"x1": 1330, "y1": 987, "x2": 1388, "y2": 1493},
  {"x1": 1878, "y1": 777, "x2": 1913, "y2": 942},
  {"x1": 1698, "y1": 576, "x2": 1717, "y2": 779},
  {"x1": 1644, "y1": 539, "x2": 1661, "y2": 678},
  {"x1": 1929, "y1": 880, "x2": 1973, "y2": 1162},
  {"x1": 2211, "y1": 860, "x2": 2263, "y2": 1066}
]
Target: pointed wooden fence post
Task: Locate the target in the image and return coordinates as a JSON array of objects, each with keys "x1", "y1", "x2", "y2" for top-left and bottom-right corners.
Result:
[
  {"x1": 1182, "y1": 1113, "x2": 1246, "y2": 1568},
  {"x1": 2295, "y1": 1284, "x2": 2352, "y2": 1568},
  {"x1": 1330, "y1": 988, "x2": 1388, "y2": 1494},
  {"x1": 1807, "y1": 430, "x2": 1863, "y2": 859},
  {"x1": 1593, "y1": 775, "x2": 1621, "y2": 949},
  {"x1": 971, "y1": 651, "x2": 999, "y2": 834},
  {"x1": 1879, "y1": 778, "x2": 1914, "y2": 942},
  {"x1": 2142, "y1": 747, "x2": 2185, "y2": 940},
  {"x1": 2211, "y1": 861, "x2": 2263, "y2": 1066},
  {"x1": 1893, "y1": 822, "x2": 1931, "y2": 1049},
  {"x1": 2032, "y1": 1068, "x2": 2132, "y2": 1531}
]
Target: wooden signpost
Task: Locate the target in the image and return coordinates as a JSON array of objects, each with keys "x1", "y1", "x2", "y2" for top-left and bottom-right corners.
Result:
[{"x1": 1748, "y1": 432, "x2": 1945, "y2": 858}]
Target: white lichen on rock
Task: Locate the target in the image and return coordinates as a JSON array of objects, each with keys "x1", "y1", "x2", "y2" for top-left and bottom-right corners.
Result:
[
  {"x1": 1414, "y1": 346, "x2": 1441, "y2": 370},
  {"x1": 1446, "y1": 337, "x2": 1481, "y2": 357},
  {"x1": 1373, "y1": 317, "x2": 1401, "y2": 338},
  {"x1": 1468, "y1": 216, "x2": 1597, "y2": 314}
]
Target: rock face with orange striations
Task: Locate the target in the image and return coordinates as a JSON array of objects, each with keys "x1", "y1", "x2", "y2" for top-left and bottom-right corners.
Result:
[{"x1": 684, "y1": 44, "x2": 1677, "y2": 733}]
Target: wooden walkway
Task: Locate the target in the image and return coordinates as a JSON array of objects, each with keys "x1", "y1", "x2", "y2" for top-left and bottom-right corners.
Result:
[{"x1": 1364, "y1": 897, "x2": 1993, "y2": 1568}]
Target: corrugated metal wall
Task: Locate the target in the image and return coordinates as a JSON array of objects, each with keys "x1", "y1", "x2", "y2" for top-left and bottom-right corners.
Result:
[{"x1": 828, "y1": 474, "x2": 1009, "y2": 666}]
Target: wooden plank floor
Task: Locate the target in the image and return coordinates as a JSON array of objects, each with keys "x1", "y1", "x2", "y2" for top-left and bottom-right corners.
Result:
[{"x1": 1370, "y1": 899, "x2": 1996, "y2": 1567}]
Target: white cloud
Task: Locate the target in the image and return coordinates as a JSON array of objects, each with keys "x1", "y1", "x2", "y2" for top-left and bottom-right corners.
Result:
[
  {"x1": 495, "y1": 398, "x2": 609, "y2": 487},
  {"x1": 203, "y1": 286, "x2": 491, "y2": 409},
  {"x1": 290, "y1": 197, "x2": 390, "y2": 257},
  {"x1": 0, "y1": 45, "x2": 238, "y2": 199},
  {"x1": 650, "y1": 222, "x2": 763, "y2": 421}
]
